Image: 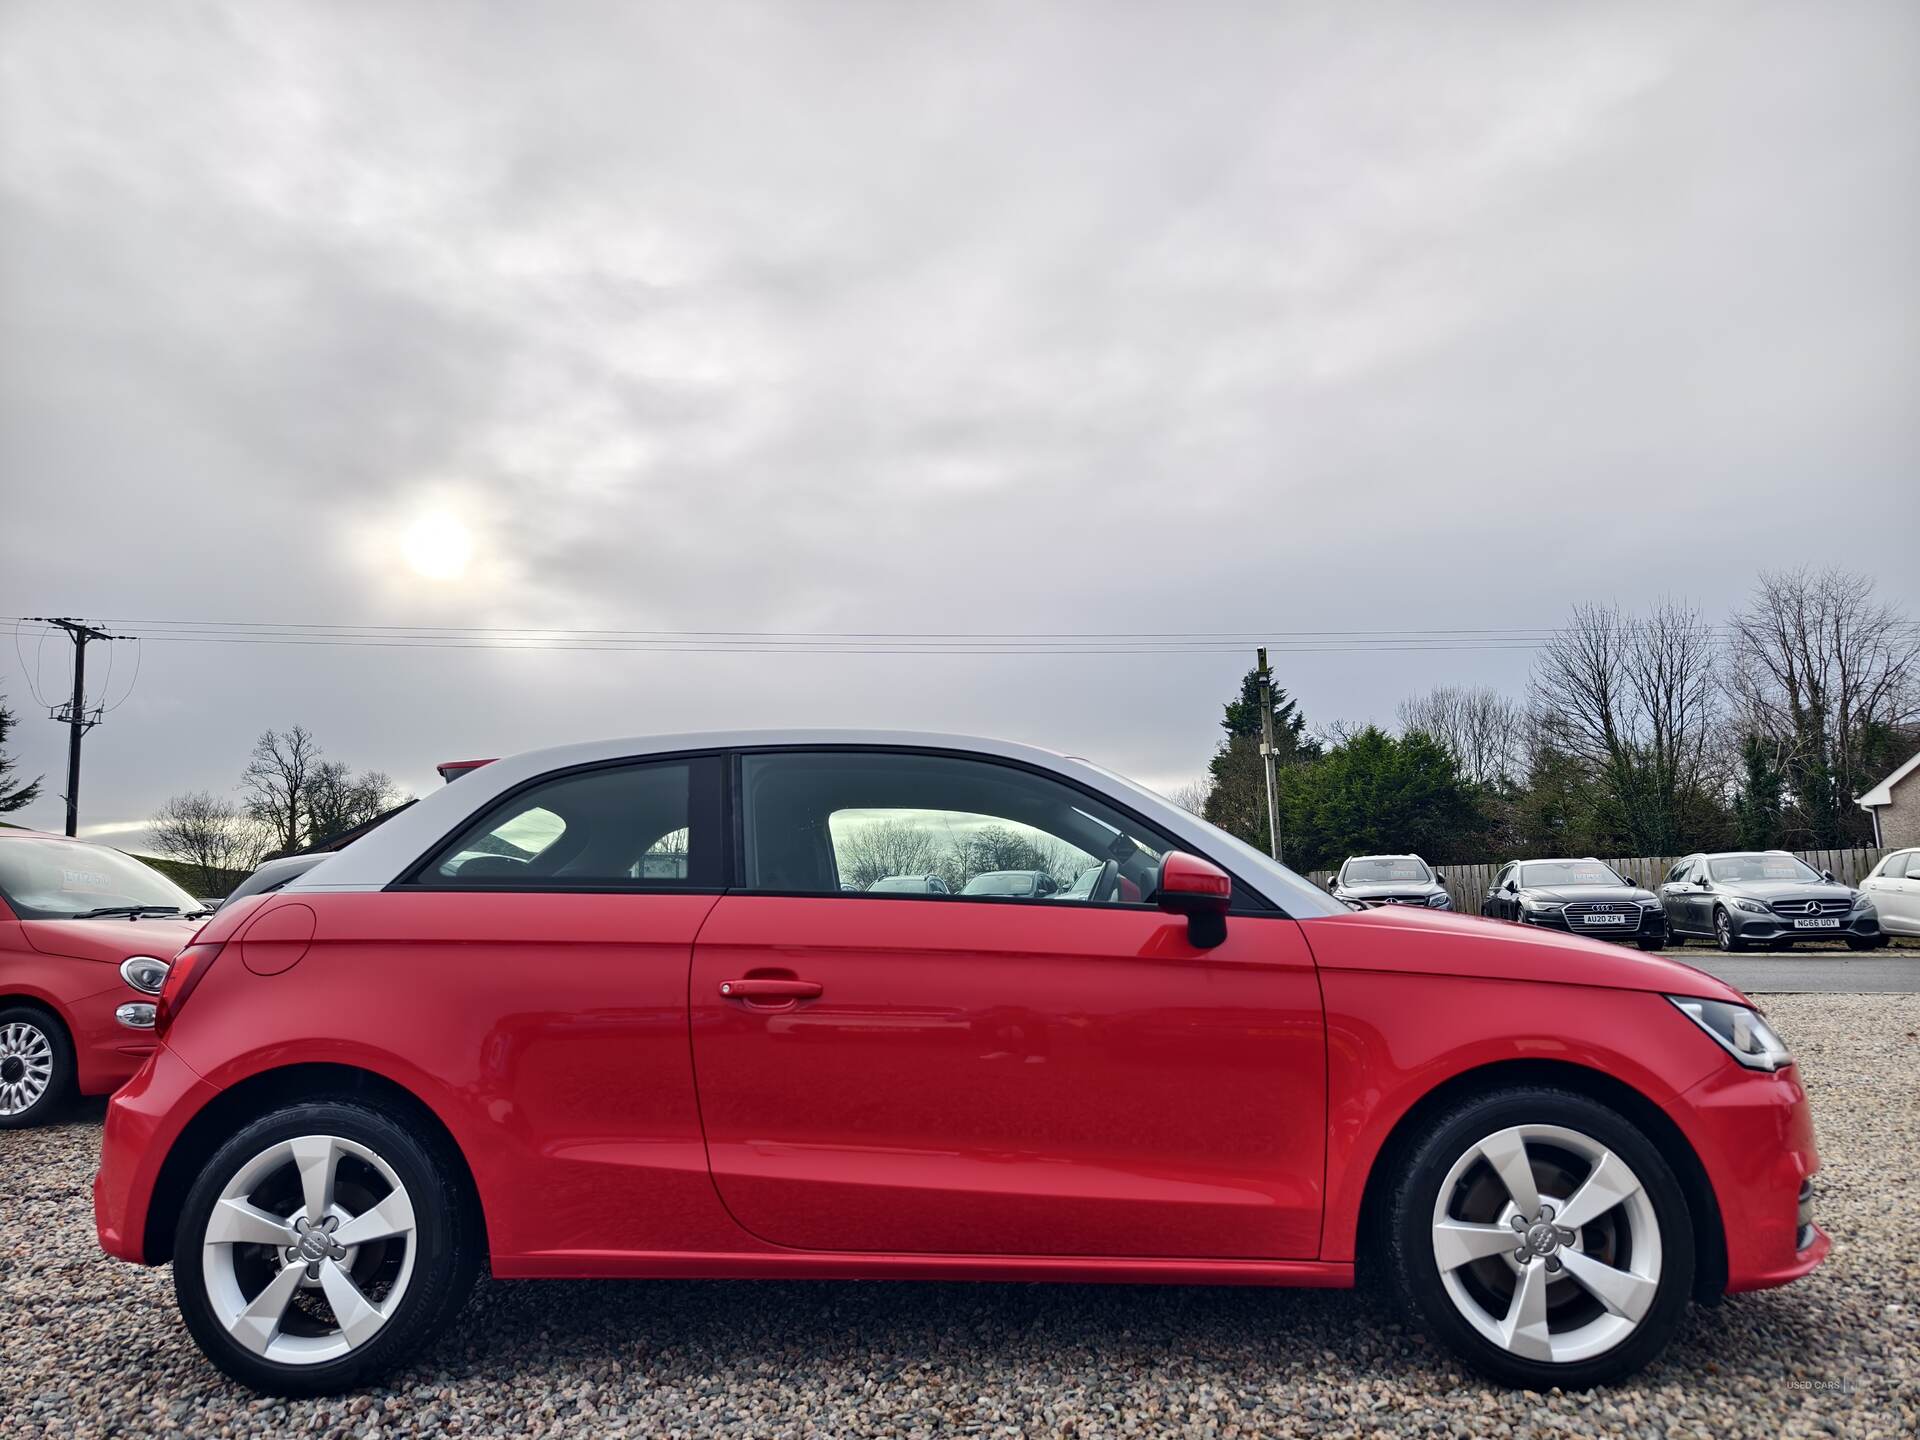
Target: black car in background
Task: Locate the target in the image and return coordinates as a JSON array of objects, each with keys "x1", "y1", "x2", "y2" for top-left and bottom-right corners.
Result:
[
  {"x1": 1482, "y1": 857, "x2": 1666, "y2": 949},
  {"x1": 1330, "y1": 854, "x2": 1453, "y2": 909},
  {"x1": 1659, "y1": 850, "x2": 1883, "y2": 952}
]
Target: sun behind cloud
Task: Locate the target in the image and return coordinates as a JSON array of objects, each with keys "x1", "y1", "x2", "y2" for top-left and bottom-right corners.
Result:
[{"x1": 403, "y1": 511, "x2": 475, "y2": 580}]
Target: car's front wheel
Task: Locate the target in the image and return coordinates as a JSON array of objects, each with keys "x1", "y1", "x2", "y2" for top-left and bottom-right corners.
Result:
[
  {"x1": 0, "y1": 1006, "x2": 74, "y2": 1129},
  {"x1": 1714, "y1": 908, "x2": 1744, "y2": 953},
  {"x1": 173, "y1": 1101, "x2": 479, "y2": 1395},
  {"x1": 1384, "y1": 1087, "x2": 1693, "y2": 1388}
]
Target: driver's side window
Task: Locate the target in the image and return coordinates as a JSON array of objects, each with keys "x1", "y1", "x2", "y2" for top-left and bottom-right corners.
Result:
[{"x1": 738, "y1": 750, "x2": 1173, "y2": 905}]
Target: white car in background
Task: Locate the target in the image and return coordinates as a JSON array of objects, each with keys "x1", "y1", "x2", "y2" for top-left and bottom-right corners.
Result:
[{"x1": 1859, "y1": 848, "x2": 1920, "y2": 935}]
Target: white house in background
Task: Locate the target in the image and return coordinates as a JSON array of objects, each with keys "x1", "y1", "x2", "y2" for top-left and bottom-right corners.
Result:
[{"x1": 1857, "y1": 749, "x2": 1920, "y2": 849}]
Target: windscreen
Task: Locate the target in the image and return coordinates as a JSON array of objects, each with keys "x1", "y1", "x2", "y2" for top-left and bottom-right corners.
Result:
[
  {"x1": 0, "y1": 838, "x2": 199, "y2": 920},
  {"x1": 1343, "y1": 857, "x2": 1431, "y2": 884},
  {"x1": 1520, "y1": 861, "x2": 1624, "y2": 888},
  {"x1": 1708, "y1": 853, "x2": 1822, "y2": 884}
]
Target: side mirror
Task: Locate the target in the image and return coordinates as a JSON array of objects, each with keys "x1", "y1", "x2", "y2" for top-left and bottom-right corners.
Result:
[
  {"x1": 1505, "y1": 879, "x2": 1519, "y2": 893},
  {"x1": 1155, "y1": 851, "x2": 1231, "y2": 948},
  {"x1": 1432, "y1": 869, "x2": 1445, "y2": 881},
  {"x1": 1698, "y1": 878, "x2": 1713, "y2": 891},
  {"x1": 1822, "y1": 869, "x2": 1836, "y2": 883}
]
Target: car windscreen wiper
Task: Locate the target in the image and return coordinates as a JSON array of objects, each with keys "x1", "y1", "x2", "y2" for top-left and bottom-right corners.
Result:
[{"x1": 69, "y1": 905, "x2": 184, "y2": 919}]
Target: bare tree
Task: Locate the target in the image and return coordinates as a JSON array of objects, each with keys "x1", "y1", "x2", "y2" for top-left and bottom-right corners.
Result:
[
  {"x1": 149, "y1": 791, "x2": 270, "y2": 894},
  {"x1": 243, "y1": 726, "x2": 324, "y2": 854},
  {"x1": 1728, "y1": 567, "x2": 1920, "y2": 845},
  {"x1": 1167, "y1": 779, "x2": 1212, "y2": 817},
  {"x1": 836, "y1": 817, "x2": 940, "y2": 889},
  {"x1": 1529, "y1": 601, "x2": 1721, "y2": 853},
  {"x1": 1397, "y1": 685, "x2": 1527, "y2": 786},
  {"x1": 307, "y1": 761, "x2": 405, "y2": 843}
]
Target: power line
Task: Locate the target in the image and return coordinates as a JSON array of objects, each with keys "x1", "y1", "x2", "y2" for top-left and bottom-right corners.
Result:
[{"x1": 10, "y1": 615, "x2": 1917, "y2": 660}]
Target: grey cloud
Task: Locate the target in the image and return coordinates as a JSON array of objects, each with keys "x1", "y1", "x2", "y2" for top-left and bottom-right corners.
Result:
[{"x1": 2, "y1": 0, "x2": 1916, "y2": 844}]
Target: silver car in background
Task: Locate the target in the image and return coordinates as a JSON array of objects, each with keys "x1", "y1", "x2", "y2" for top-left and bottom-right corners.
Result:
[{"x1": 1330, "y1": 854, "x2": 1452, "y2": 910}]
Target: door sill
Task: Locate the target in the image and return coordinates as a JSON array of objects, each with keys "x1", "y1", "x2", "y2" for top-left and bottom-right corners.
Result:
[{"x1": 494, "y1": 1249, "x2": 1353, "y2": 1287}]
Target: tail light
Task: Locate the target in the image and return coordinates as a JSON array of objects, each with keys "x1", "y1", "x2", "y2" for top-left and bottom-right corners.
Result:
[{"x1": 155, "y1": 942, "x2": 224, "y2": 1035}]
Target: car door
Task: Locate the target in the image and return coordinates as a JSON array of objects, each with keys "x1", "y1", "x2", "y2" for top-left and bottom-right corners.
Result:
[
  {"x1": 1485, "y1": 864, "x2": 1513, "y2": 918},
  {"x1": 371, "y1": 753, "x2": 728, "y2": 1259},
  {"x1": 1880, "y1": 851, "x2": 1919, "y2": 932},
  {"x1": 687, "y1": 746, "x2": 1327, "y2": 1259},
  {"x1": 1661, "y1": 857, "x2": 1700, "y2": 935}
]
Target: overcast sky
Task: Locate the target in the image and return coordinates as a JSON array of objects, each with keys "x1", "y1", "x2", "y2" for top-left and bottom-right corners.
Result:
[{"x1": 3, "y1": 0, "x2": 1917, "y2": 847}]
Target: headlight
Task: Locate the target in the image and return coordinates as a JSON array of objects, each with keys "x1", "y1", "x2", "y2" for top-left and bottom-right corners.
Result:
[
  {"x1": 119, "y1": 955, "x2": 171, "y2": 995},
  {"x1": 1852, "y1": 892, "x2": 1874, "y2": 911},
  {"x1": 1427, "y1": 893, "x2": 1452, "y2": 908},
  {"x1": 1520, "y1": 897, "x2": 1562, "y2": 913},
  {"x1": 1668, "y1": 996, "x2": 1793, "y2": 1071},
  {"x1": 1730, "y1": 898, "x2": 1770, "y2": 914}
]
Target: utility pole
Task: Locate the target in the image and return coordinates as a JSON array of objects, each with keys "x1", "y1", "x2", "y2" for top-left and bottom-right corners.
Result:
[
  {"x1": 29, "y1": 617, "x2": 127, "y2": 836},
  {"x1": 1256, "y1": 645, "x2": 1283, "y2": 863}
]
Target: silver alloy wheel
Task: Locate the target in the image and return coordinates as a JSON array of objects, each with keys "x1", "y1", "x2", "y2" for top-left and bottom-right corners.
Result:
[
  {"x1": 1431, "y1": 1123, "x2": 1662, "y2": 1365},
  {"x1": 1716, "y1": 910, "x2": 1734, "y2": 951},
  {"x1": 202, "y1": 1134, "x2": 418, "y2": 1365},
  {"x1": 0, "y1": 1020, "x2": 55, "y2": 1116}
]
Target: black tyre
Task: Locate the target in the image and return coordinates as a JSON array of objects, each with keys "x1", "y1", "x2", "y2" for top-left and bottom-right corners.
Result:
[
  {"x1": 1635, "y1": 935, "x2": 1666, "y2": 952},
  {"x1": 173, "y1": 1100, "x2": 479, "y2": 1395},
  {"x1": 1383, "y1": 1086, "x2": 1694, "y2": 1389},
  {"x1": 0, "y1": 1005, "x2": 76, "y2": 1129},
  {"x1": 1666, "y1": 933, "x2": 1685, "y2": 947},
  {"x1": 1713, "y1": 908, "x2": 1743, "y2": 953},
  {"x1": 1844, "y1": 935, "x2": 1880, "y2": 952}
]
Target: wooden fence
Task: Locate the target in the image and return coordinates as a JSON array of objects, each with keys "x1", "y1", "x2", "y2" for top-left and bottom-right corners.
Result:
[{"x1": 1308, "y1": 846, "x2": 1889, "y2": 913}]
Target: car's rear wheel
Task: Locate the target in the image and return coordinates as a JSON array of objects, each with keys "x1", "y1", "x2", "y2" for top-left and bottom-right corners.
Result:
[
  {"x1": 0, "y1": 1006, "x2": 74, "y2": 1129},
  {"x1": 173, "y1": 1101, "x2": 478, "y2": 1395},
  {"x1": 1713, "y1": 908, "x2": 1743, "y2": 953},
  {"x1": 1384, "y1": 1087, "x2": 1692, "y2": 1388}
]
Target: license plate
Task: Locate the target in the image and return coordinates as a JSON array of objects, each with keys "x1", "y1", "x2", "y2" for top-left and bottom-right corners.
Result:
[
  {"x1": 1582, "y1": 913, "x2": 1628, "y2": 925},
  {"x1": 1792, "y1": 918, "x2": 1840, "y2": 929}
]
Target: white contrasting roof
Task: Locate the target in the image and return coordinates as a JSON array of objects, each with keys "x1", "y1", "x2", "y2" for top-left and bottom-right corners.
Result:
[
  {"x1": 1858, "y1": 749, "x2": 1920, "y2": 811},
  {"x1": 280, "y1": 727, "x2": 1344, "y2": 914}
]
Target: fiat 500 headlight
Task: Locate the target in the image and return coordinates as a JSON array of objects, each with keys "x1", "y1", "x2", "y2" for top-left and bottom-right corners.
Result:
[{"x1": 1668, "y1": 996, "x2": 1793, "y2": 1071}]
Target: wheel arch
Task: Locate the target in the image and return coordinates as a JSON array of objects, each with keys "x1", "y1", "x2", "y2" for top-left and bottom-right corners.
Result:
[
  {"x1": 0, "y1": 990, "x2": 71, "y2": 1026},
  {"x1": 1353, "y1": 1057, "x2": 1728, "y2": 1301},
  {"x1": 141, "y1": 1061, "x2": 490, "y2": 1267}
]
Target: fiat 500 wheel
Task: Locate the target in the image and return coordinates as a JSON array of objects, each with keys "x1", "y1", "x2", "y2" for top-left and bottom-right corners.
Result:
[
  {"x1": 0, "y1": 1007, "x2": 74, "y2": 1129},
  {"x1": 1385, "y1": 1087, "x2": 1693, "y2": 1388},
  {"x1": 172, "y1": 1101, "x2": 478, "y2": 1395}
]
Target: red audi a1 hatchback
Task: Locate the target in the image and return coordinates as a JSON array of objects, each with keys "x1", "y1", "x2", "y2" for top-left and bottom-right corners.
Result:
[{"x1": 94, "y1": 732, "x2": 1826, "y2": 1395}]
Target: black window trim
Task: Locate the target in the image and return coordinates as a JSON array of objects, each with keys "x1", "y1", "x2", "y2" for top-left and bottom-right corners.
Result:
[
  {"x1": 724, "y1": 743, "x2": 1288, "y2": 918},
  {"x1": 392, "y1": 749, "x2": 729, "y2": 894}
]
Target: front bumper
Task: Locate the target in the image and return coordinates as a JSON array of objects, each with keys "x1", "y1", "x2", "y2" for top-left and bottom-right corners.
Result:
[
  {"x1": 93, "y1": 1043, "x2": 218, "y2": 1264},
  {"x1": 1676, "y1": 1058, "x2": 1829, "y2": 1292},
  {"x1": 1519, "y1": 908, "x2": 1666, "y2": 943},
  {"x1": 1726, "y1": 908, "x2": 1879, "y2": 945}
]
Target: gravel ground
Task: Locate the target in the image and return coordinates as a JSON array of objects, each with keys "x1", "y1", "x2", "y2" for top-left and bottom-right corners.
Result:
[{"x1": 3, "y1": 994, "x2": 1915, "y2": 1440}]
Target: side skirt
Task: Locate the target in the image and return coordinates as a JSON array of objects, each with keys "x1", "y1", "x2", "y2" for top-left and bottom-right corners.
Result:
[{"x1": 493, "y1": 1251, "x2": 1354, "y2": 1287}]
